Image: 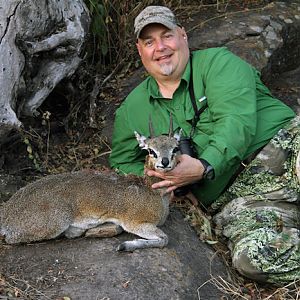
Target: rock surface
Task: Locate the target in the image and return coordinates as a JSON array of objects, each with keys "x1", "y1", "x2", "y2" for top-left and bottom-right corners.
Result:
[
  {"x1": 0, "y1": 209, "x2": 227, "y2": 300},
  {"x1": 187, "y1": 1, "x2": 300, "y2": 80}
]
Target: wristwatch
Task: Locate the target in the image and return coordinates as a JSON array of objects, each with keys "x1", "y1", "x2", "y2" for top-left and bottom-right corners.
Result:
[{"x1": 199, "y1": 158, "x2": 215, "y2": 180}]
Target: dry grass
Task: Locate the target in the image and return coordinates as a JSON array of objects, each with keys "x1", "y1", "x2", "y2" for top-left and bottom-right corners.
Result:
[
  {"x1": 0, "y1": 273, "x2": 52, "y2": 300},
  {"x1": 198, "y1": 276, "x2": 300, "y2": 299}
]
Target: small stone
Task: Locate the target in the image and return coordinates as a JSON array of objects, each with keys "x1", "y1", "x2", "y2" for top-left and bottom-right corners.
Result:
[
  {"x1": 249, "y1": 25, "x2": 263, "y2": 33},
  {"x1": 264, "y1": 50, "x2": 272, "y2": 58},
  {"x1": 266, "y1": 30, "x2": 278, "y2": 40},
  {"x1": 270, "y1": 20, "x2": 282, "y2": 31},
  {"x1": 278, "y1": 2, "x2": 287, "y2": 8},
  {"x1": 260, "y1": 15, "x2": 271, "y2": 21}
]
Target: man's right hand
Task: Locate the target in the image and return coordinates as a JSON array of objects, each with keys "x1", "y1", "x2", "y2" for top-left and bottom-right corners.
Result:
[{"x1": 145, "y1": 154, "x2": 205, "y2": 193}]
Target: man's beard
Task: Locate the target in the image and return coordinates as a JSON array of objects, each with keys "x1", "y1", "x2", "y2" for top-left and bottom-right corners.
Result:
[{"x1": 159, "y1": 63, "x2": 174, "y2": 76}]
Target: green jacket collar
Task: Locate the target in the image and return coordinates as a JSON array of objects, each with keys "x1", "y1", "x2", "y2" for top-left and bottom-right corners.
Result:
[{"x1": 147, "y1": 59, "x2": 191, "y2": 100}]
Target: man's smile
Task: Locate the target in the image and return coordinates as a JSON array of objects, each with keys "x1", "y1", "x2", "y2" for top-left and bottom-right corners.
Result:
[{"x1": 155, "y1": 54, "x2": 172, "y2": 62}]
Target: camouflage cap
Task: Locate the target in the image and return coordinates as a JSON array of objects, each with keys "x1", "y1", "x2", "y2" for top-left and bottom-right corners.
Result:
[{"x1": 134, "y1": 6, "x2": 178, "y2": 39}]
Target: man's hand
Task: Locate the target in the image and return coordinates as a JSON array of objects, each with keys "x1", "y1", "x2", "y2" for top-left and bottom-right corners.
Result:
[{"x1": 145, "y1": 154, "x2": 205, "y2": 193}]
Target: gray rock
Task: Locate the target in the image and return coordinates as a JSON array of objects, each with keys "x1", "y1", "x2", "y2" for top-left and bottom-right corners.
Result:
[
  {"x1": 187, "y1": 2, "x2": 300, "y2": 77},
  {"x1": 284, "y1": 18, "x2": 293, "y2": 24},
  {"x1": 248, "y1": 25, "x2": 263, "y2": 33},
  {"x1": 270, "y1": 20, "x2": 283, "y2": 31},
  {"x1": 0, "y1": 208, "x2": 228, "y2": 300}
]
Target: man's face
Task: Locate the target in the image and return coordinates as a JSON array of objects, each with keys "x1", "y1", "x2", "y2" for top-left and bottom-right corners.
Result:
[{"x1": 136, "y1": 23, "x2": 189, "y2": 81}]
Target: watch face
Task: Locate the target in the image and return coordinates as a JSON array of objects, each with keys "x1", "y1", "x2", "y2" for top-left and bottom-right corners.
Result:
[
  {"x1": 204, "y1": 165, "x2": 215, "y2": 180},
  {"x1": 199, "y1": 158, "x2": 215, "y2": 180}
]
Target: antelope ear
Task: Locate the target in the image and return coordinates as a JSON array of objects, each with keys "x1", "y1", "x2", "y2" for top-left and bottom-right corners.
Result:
[
  {"x1": 134, "y1": 131, "x2": 148, "y2": 149},
  {"x1": 174, "y1": 129, "x2": 182, "y2": 142}
]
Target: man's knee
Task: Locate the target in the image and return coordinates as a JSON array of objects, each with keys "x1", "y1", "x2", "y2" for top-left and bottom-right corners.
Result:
[
  {"x1": 231, "y1": 227, "x2": 300, "y2": 284},
  {"x1": 232, "y1": 248, "x2": 269, "y2": 283}
]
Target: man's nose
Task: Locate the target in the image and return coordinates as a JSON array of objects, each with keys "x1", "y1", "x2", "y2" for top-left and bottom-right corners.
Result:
[{"x1": 155, "y1": 39, "x2": 166, "y2": 51}]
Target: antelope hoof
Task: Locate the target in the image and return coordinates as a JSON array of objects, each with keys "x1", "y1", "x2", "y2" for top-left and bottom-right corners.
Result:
[{"x1": 116, "y1": 243, "x2": 127, "y2": 252}]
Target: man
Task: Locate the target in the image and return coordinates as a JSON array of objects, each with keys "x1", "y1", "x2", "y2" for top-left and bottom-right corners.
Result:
[{"x1": 109, "y1": 6, "x2": 300, "y2": 283}]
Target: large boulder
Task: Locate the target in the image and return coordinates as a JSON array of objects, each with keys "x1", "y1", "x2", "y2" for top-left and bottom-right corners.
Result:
[
  {"x1": 0, "y1": 208, "x2": 227, "y2": 299},
  {"x1": 188, "y1": 2, "x2": 300, "y2": 80}
]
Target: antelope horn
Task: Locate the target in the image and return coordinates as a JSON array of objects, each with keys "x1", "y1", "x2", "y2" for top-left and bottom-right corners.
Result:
[
  {"x1": 168, "y1": 113, "x2": 173, "y2": 137},
  {"x1": 149, "y1": 115, "x2": 155, "y2": 138}
]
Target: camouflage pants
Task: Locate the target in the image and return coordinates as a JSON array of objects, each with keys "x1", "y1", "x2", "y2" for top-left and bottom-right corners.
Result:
[{"x1": 214, "y1": 116, "x2": 300, "y2": 284}]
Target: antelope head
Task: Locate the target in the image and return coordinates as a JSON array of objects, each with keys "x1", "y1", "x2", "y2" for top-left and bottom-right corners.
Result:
[{"x1": 135, "y1": 115, "x2": 180, "y2": 172}]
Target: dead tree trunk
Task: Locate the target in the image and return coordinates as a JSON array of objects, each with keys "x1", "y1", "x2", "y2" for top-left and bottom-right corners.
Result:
[{"x1": 0, "y1": 0, "x2": 90, "y2": 141}]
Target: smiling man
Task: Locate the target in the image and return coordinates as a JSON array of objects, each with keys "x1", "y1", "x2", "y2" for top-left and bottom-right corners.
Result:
[
  {"x1": 136, "y1": 23, "x2": 189, "y2": 94},
  {"x1": 109, "y1": 6, "x2": 300, "y2": 284}
]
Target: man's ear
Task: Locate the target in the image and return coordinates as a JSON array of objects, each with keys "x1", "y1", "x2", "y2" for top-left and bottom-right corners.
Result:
[
  {"x1": 178, "y1": 26, "x2": 188, "y2": 41},
  {"x1": 136, "y1": 42, "x2": 142, "y2": 56}
]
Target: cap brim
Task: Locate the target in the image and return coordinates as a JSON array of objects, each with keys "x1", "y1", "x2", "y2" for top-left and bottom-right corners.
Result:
[{"x1": 136, "y1": 18, "x2": 177, "y2": 38}]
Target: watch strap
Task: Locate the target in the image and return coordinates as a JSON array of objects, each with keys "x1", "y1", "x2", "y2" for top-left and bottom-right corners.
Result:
[{"x1": 199, "y1": 158, "x2": 215, "y2": 180}]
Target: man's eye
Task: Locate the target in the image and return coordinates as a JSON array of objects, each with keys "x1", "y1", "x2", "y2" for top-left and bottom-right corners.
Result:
[
  {"x1": 145, "y1": 40, "x2": 153, "y2": 47},
  {"x1": 163, "y1": 34, "x2": 173, "y2": 39},
  {"x1": 148, "y1": 149, "x2": 158, "y2": 158}
]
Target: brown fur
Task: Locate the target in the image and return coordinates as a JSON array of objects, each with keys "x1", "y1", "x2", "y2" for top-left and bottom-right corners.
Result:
[{"x1": 0, "y1": 132, "x2": 179, "y2": 251}]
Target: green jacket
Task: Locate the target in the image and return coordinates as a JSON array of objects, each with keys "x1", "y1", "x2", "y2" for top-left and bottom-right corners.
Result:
[{"x1": 109, "y1": 47, "x2": 295, "y2": 206}]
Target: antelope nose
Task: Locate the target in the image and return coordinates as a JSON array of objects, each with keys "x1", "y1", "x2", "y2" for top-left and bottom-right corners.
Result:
[{"x1": 161, "y1": 157, "x2": 169, "y2": 168}]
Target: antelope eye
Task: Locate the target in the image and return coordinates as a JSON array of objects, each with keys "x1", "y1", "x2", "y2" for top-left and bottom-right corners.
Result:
[
  {"x1": 148, "y1": 149, "x2": 158, "y2": 158},
  {"x1": 172, "y1": 147, "x2": 179, "y2": 154}
]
